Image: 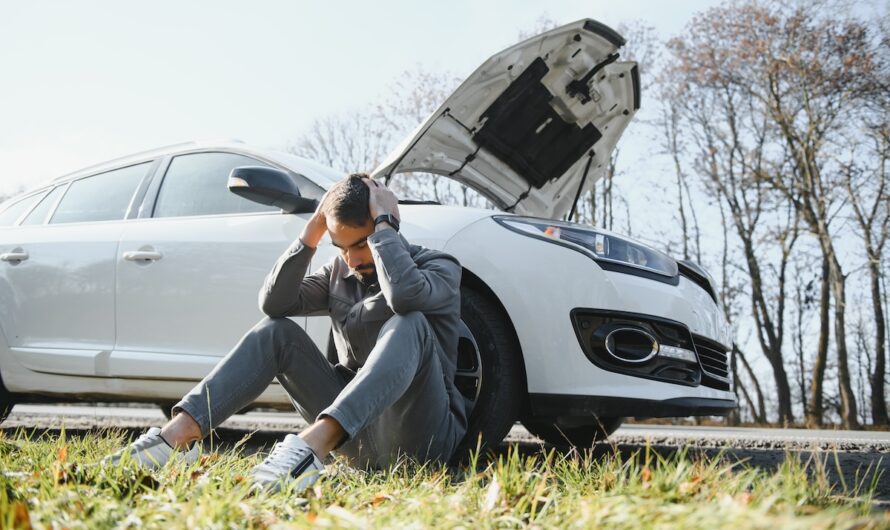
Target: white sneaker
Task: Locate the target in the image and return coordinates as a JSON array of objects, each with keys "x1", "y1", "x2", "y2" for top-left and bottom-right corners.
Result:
[
  {"x1": 105, "y1": 427, "x2": 199, "y2": 470},
  {"x1": 250, "y1": 434, "x2": 325, "y2": 494}
]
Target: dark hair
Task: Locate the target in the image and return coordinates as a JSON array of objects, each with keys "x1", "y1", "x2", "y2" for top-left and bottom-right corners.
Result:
[{"x1": 322, "y1": 173, "x2": 371, "y2": 227}]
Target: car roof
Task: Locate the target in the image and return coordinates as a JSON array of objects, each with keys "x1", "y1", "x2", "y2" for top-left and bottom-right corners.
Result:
[{"x1": 20, "y1": 140, "x2": 344, "y2": 192}]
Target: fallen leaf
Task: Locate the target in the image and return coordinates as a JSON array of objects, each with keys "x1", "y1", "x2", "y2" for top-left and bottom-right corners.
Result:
[
  {"x1": 13, "y1": 502, "x2": 32, "y2": 530},
  {"x1": 677, "y1": 475, "x2": 703, "y2": 496},
  {"x1": 371, "y1": 493, "x2": 391, "y2": 507},
  {"x1": 200, "y1": 454, "x2": 219, "y2": 465},
  {"x1": 58, "y1": 445, "x2": 68, "y2": 463}
]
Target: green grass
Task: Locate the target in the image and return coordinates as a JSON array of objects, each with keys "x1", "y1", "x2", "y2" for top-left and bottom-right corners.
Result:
[{"x1": 1, "y1": 428, "x2": 887, "y2": 529}]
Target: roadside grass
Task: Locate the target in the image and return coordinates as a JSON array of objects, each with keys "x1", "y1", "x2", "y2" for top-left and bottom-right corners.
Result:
[{"x1": 1, "y1": 428, "x2": 888, "y2": 529}]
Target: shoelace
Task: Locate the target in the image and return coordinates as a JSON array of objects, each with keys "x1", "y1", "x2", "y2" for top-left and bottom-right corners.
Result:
[
  {"x1": 129, "y1": 432, "x2": 164, "y2": 453},
  {"x1": 263, "y1": 441, "x2": 311, "y2": 469}
]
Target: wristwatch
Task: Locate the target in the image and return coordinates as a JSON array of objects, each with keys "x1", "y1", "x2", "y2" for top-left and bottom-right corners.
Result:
[{"x1": 373, "y1": 214, "x2": 400, "y2": 232}]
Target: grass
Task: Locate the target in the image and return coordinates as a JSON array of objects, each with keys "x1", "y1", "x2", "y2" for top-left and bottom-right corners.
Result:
[{"x1": 1, "y1": 428, "x2": 888, "y2": 529}]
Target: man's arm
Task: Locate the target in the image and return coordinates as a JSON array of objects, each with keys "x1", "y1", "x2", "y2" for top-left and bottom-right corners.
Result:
[
  {"x1": 258, "y1": 190, "x2": 332, "y2": 318},
  {"x1": 361, "y1": 177, "x2": 460, "y2": 314},
  {"x1": 367, "y1": 226, "x2": 461, "y2": 315},
  {"x1": 258, "y1": 238, "x2": 331, "y2": 317}
]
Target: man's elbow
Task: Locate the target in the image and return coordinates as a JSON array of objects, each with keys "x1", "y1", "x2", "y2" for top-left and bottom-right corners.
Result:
[{"x1": 259, "y1": 296, "x2": 289, "y2": 318}]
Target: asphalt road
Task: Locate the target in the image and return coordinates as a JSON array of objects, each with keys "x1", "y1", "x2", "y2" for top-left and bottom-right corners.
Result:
[{"x1": 5, "y1": 404, "x2": 890, "y2": 502}]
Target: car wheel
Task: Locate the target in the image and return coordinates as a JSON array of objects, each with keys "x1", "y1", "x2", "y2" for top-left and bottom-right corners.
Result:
[
  {"x1": 0, "y1": 378, "x2": 14, "y2": 424},
  {"x1": 452, "y1": 287, "x2": 524, "y2": 460},
  {"x1": 159, "y1": 403, "x2": 175, "y2": 420},
  {"x1": 521, "y1": 417, "x2": 624, "y2": 448}
]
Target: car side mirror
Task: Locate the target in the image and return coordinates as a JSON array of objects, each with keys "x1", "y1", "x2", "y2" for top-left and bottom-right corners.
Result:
[{"x1": 227, "y1": 166, "x2": 317, "y2": 214}]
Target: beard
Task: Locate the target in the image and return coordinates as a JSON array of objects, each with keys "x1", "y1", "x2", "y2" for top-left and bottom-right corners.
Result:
[{"x1": 354, "y1": 264, "x2": 378, "y2": 285}]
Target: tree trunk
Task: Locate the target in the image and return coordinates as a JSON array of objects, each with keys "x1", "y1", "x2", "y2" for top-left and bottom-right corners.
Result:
[
  {"x1": 869, "y1": 257, "x2": 889, "y2": 425},
  {"x1": 825, "y1": 248, "x2": 860, "y2": 429},
  {"x1": 807, "y1": 257, "x2": 831, "y2": 427},
  {"x1": 736, "y1": 345, "x2": 767, "y2": 423},
  {"x1": 794, "y1": 278, "x2": 807, "y2": 419},
  {"x1": 738, "y1": 232, "x2": 794, "y2": 423}
]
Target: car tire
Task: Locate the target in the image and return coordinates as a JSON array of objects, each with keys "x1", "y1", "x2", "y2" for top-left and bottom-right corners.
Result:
[
  {"x1": 0, "y1": 377, "x2": 14, "y2": 424},
  {"x1": 521, "y1": 417, "x2": 624, "y2": 448},
  {"x1": 159, "y1": 403, "x2": 175, "y2": 420},
  {"x1": 452, "y1": 287, "x2": 525, "y2": 460}
]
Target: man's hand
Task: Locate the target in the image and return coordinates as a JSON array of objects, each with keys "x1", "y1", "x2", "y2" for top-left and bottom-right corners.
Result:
[
  {"x1": 363, "y1": 178, "x2": 400, "y2": 228},
  {"x1": 299, "y1": 190, "x2": 330, "y2": 249}
]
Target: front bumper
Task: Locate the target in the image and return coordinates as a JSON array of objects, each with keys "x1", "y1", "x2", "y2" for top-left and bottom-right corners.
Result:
[{"x1": 528, "y1": 393, "x2": 737, "y2": 420}]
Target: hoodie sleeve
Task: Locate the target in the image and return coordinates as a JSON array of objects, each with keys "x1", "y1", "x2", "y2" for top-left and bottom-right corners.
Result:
[
  {"x1": 366, "y1": 228, "x2": 461, "y2": 315},
  {"x1": 258, "y1": 238, "x2": 332, "y2": 317}
]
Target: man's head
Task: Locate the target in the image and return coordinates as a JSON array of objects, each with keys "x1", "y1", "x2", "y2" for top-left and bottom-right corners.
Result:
[{"x1": 322, "y1": 173, "x2": 377, "y2": 283}]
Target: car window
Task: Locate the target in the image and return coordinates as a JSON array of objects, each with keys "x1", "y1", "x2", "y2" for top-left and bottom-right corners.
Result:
[
  {"x1": 0, "y1": 191, "x2": 47, "y2": 226},
  {"x1": 21, "y1": 186, "x2": 66, "y2": 225},
  {"x1": 153, "y1": 153, "x2": 279, "y2": 218},
  {"x1": 50, "y1": 162, "x2": 151, "y2": 224}
]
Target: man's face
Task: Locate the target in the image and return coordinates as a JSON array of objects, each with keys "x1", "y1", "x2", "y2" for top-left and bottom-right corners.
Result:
[{"x1": 328, "y1": 218, "x2": 377, "y2": 283}]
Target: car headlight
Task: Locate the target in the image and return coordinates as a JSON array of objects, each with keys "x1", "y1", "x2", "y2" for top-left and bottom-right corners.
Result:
[{"x1": 493, "y1": 216, "x2": 678, "y2": 278}]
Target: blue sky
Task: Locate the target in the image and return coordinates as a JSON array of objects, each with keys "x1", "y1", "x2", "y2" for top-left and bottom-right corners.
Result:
[
  {"x1": 2, "y1": 0, "x2": 883, "y2": 196},
  {"x1": 0, "y1": 0, "x2": 740, "y2": 195}
]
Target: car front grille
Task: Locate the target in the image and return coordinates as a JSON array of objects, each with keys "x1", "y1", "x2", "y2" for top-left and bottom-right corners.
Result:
[{"x1": 692, "y1": 334, "x2": 731, "y2": 391}]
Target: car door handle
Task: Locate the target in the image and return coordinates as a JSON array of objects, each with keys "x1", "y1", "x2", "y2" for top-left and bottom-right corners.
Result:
[
  {"x1": 0, "y1": 251, "x2": 29, "y2": 262},
  {"x1": 123, "y1": 250, "x2": 163, "y2": 262}
]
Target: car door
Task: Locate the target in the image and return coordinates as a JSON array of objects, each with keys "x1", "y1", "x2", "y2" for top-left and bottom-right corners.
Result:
[
  {"x1": 112, "y1": 151, "x2": 318, "y2": 380},
  {"x1": 0, "y1": 162, "x2": 152, "y2": 376}
]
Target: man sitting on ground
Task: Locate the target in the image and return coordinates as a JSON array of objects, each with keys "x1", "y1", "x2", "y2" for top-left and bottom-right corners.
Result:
[{"x1": 109, "y1": 174, "x2": 467, "y2": 493}]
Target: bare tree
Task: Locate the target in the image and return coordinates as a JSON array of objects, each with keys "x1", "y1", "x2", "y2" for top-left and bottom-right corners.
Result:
[
  {"x1": 662, "y1": 2, "x2": 829, "y2": 423},
  {"x1": 840, "y1": 119, "x2": 890, "y2": 425},
  {"x1": 730, "y1": 2, "x2": 883, "y2": 428},
  {"x1": 286, "y1": 108, "x2": 390, "y2": 174},
  {"x1": 663, "y1": 0, "x2": 886, "y2": 428}
]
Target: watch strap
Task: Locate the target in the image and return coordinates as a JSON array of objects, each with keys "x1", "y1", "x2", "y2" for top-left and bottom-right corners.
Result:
[{"x1": 374, "y1": 214, "x2": 400, "y2": 231}]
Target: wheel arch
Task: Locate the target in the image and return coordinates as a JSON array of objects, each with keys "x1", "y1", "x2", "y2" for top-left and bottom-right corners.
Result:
[{"x1": 460, "y1": 266, "x2": 530, "y2": 411}]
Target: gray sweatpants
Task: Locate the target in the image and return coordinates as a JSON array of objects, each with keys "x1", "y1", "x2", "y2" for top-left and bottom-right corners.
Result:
[{"x1": 173, "y1": 312, "x2": 464, "y2": 469}]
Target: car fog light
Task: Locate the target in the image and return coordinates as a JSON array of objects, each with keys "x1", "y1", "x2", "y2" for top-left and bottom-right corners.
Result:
[
  {"x1": 604, "y1": 328, "x2": 658, "y2": 364},
  {"x1": 658, "y1": 344, "x2": 698, "y2": 364}
]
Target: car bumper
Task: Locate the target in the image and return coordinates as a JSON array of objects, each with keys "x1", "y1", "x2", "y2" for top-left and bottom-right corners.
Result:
[{"x1": 528, "y1": 393, "x2": 737, "y2": 419}]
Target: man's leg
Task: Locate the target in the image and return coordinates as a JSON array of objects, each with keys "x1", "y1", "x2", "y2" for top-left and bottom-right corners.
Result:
[
  {"x1": 168, "y1": 316, "x2": 347, "y2": 446},
  {"x1": 109, "y1": 316, "x2": 346, "y2": 469},
  {"x1": 321, "y1": 311, "x2": 466, "y2": 468}
]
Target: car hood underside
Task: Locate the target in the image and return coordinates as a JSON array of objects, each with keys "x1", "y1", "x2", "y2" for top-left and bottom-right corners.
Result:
[{"x1": 372, "y1": 19, "x2": 640, "y2": 219}]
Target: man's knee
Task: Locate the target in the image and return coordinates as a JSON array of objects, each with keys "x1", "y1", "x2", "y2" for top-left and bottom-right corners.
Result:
[
  {"x1": 384, "y1": 311, "x2": 428, "y2": 332},
  {"x1": 253, "y1": 316, "x2": 306, "y2": 342},
  {"x1": 379, "y1": 312, "x2": 434, "y2": 353}
]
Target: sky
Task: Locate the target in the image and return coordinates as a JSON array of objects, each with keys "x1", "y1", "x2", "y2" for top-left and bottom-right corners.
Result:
[{"x1": 0, "y1": 0, "x2": 745, "y2": 196}]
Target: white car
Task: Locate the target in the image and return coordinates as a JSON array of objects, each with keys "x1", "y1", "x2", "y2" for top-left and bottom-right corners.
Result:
[{"x1": 0, "y1": 19, "x2": 735, "y2": 448}]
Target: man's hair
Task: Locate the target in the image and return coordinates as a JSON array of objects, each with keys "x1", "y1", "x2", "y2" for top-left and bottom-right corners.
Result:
[{"x1": 322, "y1": 173, "x2": 371, "y2": 227}]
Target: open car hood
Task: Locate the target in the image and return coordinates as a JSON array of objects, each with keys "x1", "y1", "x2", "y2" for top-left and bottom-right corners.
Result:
[{"x1": 372, "y1": 19, "x2": 640, "y2": 219}]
